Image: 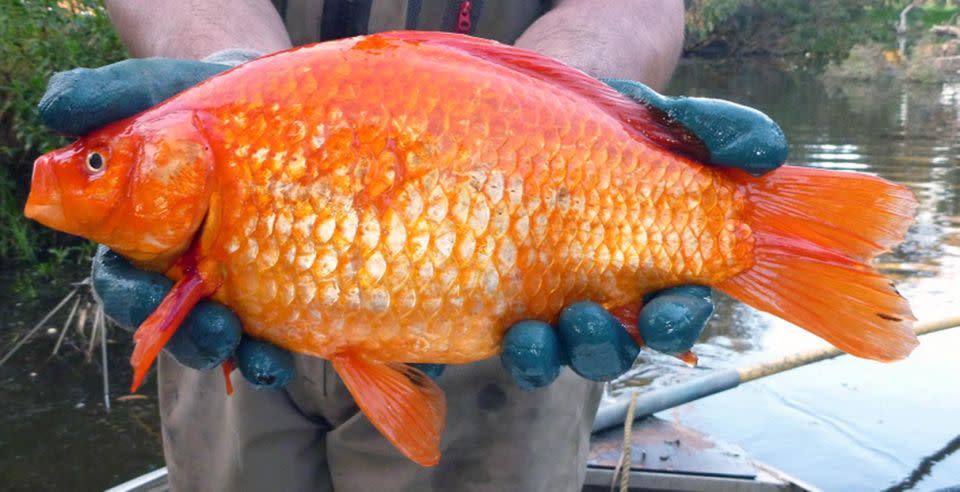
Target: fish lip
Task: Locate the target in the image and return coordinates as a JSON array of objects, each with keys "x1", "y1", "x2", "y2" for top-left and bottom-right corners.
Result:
[
  {"x1": 24, "y1": 156, "x2": 68, "y2": 229},
  {"x1": 23, "y1": 201, "x2": 67, "y2": 226}
]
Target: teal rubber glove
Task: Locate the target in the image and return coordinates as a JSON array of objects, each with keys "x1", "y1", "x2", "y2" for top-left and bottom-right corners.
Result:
[
  {"x1": 39, "y1": 59, "x2": 229, "y2": 136},
  {"x1": 603, "y1": 78, "x2": 788, "y2": 176}
]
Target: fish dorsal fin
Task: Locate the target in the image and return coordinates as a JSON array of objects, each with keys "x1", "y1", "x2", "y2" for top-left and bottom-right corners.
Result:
[{"x1": 377, "y1": 31, "x2": 709, "y2": 162}]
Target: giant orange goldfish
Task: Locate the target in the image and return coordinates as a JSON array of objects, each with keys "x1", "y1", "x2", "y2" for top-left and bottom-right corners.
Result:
[{"x1": 24, "y1": 31, "x2": 918, "y2": 466}]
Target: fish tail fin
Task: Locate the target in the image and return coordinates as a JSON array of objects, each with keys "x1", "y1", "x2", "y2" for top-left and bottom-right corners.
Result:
[
  {"x1": 331, "y1": 353, "x2": 446, "y2": 466},
  {"x1": 717, "y1": 166, "x2": 919, "y2": 361}
]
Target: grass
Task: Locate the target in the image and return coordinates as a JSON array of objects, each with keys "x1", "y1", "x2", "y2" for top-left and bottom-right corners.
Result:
[
  {"x1": 0, "y1": 0, "x2": 126, "y2": 273},
  {"x1": 0, "y1": 168, "x2": 37, "y2": 264}
]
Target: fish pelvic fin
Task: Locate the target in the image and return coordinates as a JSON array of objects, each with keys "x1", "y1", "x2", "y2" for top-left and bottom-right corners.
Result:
[
  {"x1": 129, "y1": 255, "x2": 221, "y2": 392},
  {"x1": 331, "y1": 352, "x2": 446, "y2": 467},
  {"x1": 718, "y1": 166, "x2": 919, "y2": 362}
]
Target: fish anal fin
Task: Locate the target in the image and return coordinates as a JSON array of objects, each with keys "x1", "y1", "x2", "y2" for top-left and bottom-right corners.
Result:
[
  {"x1": 377, "y1": 31, "x2": 709, "y2": 161},
  {"x1": 330, "y1": 352, "x2": 446, "y2": 467},
  {"x1": 608, "y1": 304, "x2": 645, "y2": 347}
]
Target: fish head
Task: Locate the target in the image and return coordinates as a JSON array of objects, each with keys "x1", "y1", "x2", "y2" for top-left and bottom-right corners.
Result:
[{"x1": 25, "y1": 111, "x2": 215, "y2": 266}]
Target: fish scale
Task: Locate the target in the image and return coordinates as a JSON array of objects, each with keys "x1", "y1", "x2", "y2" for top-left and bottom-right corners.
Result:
[{"x1": 170, "y1": 36, "x2": 752, "y2": 363}]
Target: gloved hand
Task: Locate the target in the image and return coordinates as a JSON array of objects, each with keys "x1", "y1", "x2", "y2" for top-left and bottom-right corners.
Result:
[
  {"x1": 42, "y1": 56, "x2": 296, "y2": 389},
  {"x1": 603, "y1": 79, "x2": 788, "y2": 176},
  {"x1": 40, "y1": 59, "x2": 785, "y2": 392},
  {"x1": 498, "y1": 80, "x2": 788, "y2": 390}
]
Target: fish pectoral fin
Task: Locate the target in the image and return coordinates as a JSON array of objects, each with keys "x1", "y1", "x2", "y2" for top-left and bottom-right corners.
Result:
[
  {"x1": 129, "y1": 257, "x2": 222, "y2": 393},
  {"x1": 330, "y1": 352, "x2": 446, "y2": 467}
]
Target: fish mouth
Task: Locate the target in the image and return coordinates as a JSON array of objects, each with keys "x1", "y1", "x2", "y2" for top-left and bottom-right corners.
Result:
[{"x1": 24, "y1": 156, "x2": 68, "y2": 231}]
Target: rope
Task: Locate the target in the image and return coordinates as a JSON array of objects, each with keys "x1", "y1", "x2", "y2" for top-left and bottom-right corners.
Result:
[
  {"x1": 611, "y1": 391, "x2": 639, "y2": 492},
  {"x1": 737, "y1": 315, "x2": 960, "y2": 383}
]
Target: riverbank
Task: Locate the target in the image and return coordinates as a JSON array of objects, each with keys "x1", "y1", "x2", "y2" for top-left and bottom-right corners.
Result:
[{"x1": 822, "y1": 38, "x2": 960, "y2": 83}]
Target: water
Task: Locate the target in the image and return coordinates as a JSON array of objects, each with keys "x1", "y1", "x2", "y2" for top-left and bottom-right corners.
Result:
[
  {"x1": 0, "y1": 277, "x2": 163, "y2": 491},
  {"x1": 1, "y1": 60, "x2": 959, "y2": 491}
]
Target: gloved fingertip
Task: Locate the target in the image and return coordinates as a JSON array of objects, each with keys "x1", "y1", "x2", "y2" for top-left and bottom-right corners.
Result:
[
  {"x1": 38, "y1": 68, "x2": 97, "y2": 135},
  {"x1": 410, "y1": 363, "x2": 446, "y2": 380},
  {"x1": 645, "y1": 285, "x2": 712, "y2": 304},
  {"x1": 39, "y1": 59, "x2": 229, "y2": 135},
  {"x1": 558, "y1": 302, "x2": 639, "y2": 382},
  {"x1": 167, "y1": 302, "x2": 242, "y2": 370},
  {"x1": 670, "y1": 98, "x2": 788, "y2": 175},
  {"x1": 638, "y1": 294, "x2": 714, "y2": 355},
  {"x1": 712, "y1": 124, "x2": 788, "y2": 177},
  {"x1": 501, "y1": 320, "x2": 561, "y2": 390},
  {"x1": 237, "y1": 338, "x2": 295, "y2": 389},
  {"x1": 602, "y1": 78, "x2": 788, "y2": 175}
]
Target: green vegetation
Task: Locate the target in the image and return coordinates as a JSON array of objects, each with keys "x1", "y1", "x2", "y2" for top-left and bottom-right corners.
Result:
[
  {"x1": 0, "y1": 0, "x2": 125, "y2": 268},
  {"x1": 823, "y1": 38, "x2": 960, "y2": 82},
  {"x1": 685, "y1": 0, "x2": 960, "y2": 61},
  {"x1": 822, "y1": 43, "x2": 902, "y2": 81}
]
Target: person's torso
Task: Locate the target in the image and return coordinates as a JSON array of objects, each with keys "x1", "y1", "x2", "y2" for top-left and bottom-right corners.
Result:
[{"x1": 272, "y1": 0, "x2": 550, "y2": 45}]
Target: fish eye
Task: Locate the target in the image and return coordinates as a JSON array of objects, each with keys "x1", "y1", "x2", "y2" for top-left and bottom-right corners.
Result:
[{"x1": 86, "y1": 152, "x2": 105, "y2": 173}]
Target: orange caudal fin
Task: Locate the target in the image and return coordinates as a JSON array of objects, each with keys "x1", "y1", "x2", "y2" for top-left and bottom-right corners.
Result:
[
  {"x1": 719, "y1": 166, "x2": 919, "y2": 361},
  {"x1": 330, "y1": 353, "x2": 446, "y2": 467},
  {"x1": 129, "y1": 259, "x2": 221, "y2": 392}
]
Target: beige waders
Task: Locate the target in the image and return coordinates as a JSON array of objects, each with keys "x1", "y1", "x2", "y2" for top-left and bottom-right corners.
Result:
[
  {"x1": 159, "y1": 354, "x2": 601, "y2": 491},
  {"x1": 159, "y1": 2, "x2": 603, "y2": 490}
]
